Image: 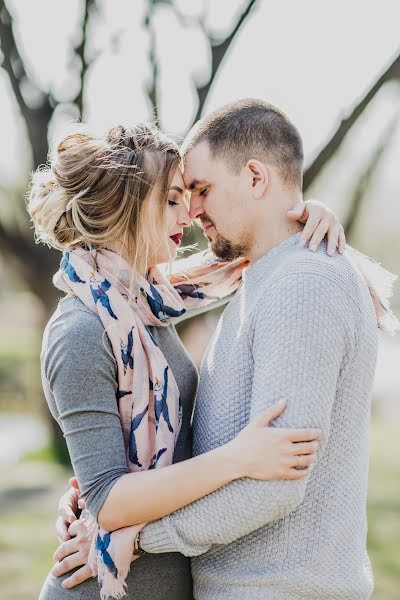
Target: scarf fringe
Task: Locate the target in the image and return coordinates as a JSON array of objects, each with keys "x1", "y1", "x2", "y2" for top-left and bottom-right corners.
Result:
[{"x1": 345, "y1": 246, "x2": 400, "y2": 335}]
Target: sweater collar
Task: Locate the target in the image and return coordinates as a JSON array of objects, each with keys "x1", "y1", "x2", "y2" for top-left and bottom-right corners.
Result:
[{"x1": 243, "y1": 232, "x2": 302, "y2": 286}]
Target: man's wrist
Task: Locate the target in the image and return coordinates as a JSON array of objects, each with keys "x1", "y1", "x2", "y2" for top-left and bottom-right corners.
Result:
[{"x1": 139, "y1": 519, "x2": 181, "y2": 554}]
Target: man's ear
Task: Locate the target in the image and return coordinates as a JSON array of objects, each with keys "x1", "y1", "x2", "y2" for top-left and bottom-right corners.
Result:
[{"x1": 245, "y1": 159, "x2": 269, "y2": 199}]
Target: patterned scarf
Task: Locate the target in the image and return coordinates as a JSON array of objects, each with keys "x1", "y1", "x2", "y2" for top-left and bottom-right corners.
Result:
[{"x1": 52, "y1": 242, "x2": 398, "y2": 600}]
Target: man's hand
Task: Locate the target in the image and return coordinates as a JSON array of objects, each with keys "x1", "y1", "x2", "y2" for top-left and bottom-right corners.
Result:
[
  {"x1": 52, "y1": 519, "x2": 93, "y2": 589},
  {"x1": 288, "y1": 199, "x2": 346, "y2": 257}
]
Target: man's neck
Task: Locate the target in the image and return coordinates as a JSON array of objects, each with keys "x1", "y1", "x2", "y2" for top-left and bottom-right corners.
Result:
[
  {"x1": 246, "y1": 221, "x2": 302, "y2": 263},
  {"x1": 246, "y1": 189, "x2": 303, "y2": 263}
]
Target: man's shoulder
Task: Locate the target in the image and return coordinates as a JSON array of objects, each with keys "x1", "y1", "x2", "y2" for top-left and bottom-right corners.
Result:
[
  {"x1": 251, "y1": 242, "x2": 374, "y2": 327},
  {"x1": 269, "y1": 243, "x2": 364, "y2": 297}
]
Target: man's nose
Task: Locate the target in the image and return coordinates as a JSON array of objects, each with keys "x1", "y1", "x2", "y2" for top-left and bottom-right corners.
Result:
[{"x1": 189, "y1": 195, "x2": 204, "y2": 220}]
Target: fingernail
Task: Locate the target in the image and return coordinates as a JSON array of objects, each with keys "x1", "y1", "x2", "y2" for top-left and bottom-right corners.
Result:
[
  {"x1": 310, "y1": 244, "x2": 316, "y2": 252},
  {"x1": 299, "y1": 238, "x2": 306, "y2": 247},
  {"x1": 327, "y1": 249, "x2": 333, "y2": 257}
]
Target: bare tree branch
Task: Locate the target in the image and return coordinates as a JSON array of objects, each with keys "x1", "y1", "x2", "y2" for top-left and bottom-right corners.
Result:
[
  {"x1": 0, "y1": 1, "x2": 30, "y2": 124},
  {"x1": 304, "y1": 51, "x2": 400, "y2": 191},
  {"x1": 0, "y1": 0, "x2": 53, "y2": 167},
  {"x1": 192, "y1": 0, "x2": 258, "y2": 126},
  {"x1": 0, "y1": 0, "x2": 93, "y2": 309},
  {"x1": 0, "y1": 218, "x2": 59, "y2": 303},
  {"x1": 73, "y1": 0, "x2": 95, "y2": 118},
  {"x1": 143, "y1": 0, "x2": 161, "y2": 123},
  {"x1": 344, "y1": 109, "x2": 400, "y2": 240},
  {"x1": 142, "y1": 0, "x2": 257, "y2": 128}
]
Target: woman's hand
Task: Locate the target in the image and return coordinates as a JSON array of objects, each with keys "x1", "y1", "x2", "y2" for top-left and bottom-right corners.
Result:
[
  {"x1": 288, "y1": 199, "x2": 346, "y2": 257},
  {"x1": 227, "y1": 400, "x2": 321, "y2": 480},
  {"x1": 53, "y1": 477, "x2": 92, "y2": 588},
  {"x1": 52, "y1": 518, "x2": 93, "y2": 588},
  {"x1": 56, "y1": 478, "x2": 80, "y2": 542}
]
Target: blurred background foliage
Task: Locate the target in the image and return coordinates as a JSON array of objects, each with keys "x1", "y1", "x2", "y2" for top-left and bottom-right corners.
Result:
[{"x1": 0, "y1": 1, "x2": 399, "y2": 598}]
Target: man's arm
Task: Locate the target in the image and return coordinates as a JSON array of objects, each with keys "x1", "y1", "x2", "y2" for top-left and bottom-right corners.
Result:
[{"x1": 140, "y1": 270, "x2": 356, "y2": 556}]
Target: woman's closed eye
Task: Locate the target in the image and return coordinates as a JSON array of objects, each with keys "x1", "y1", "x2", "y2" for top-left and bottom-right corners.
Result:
[{"x1": 168, "y1": 199, "x2": 178, "y2": 206}]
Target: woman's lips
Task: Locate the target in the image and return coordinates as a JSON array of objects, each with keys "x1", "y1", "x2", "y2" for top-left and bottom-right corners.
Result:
[{"x1": 170, "y1": 234, "x2": 183, "y2": 246}]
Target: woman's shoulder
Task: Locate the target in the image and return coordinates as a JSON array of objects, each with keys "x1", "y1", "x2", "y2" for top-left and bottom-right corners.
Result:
[
  {"x1": 47, "y1": 296, "x2": 104, "y2": 341},
  {"x1": 42, "y1": 296, "x2": 115, "y2": 379}
]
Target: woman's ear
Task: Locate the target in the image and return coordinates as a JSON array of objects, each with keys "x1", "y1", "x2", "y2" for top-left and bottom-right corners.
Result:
[{"x1": 245, "y1": 159, "x2": 269, "y2": 199}]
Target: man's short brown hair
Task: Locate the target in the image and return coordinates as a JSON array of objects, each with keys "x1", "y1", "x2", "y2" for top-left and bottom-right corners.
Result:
[{"x1": 184, "y1": 98, "x2": 304, "y2": 188}]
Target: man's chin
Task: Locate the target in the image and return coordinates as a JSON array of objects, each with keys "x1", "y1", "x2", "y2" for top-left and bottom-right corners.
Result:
[
  {"x1": 211, "y1": 236, "x2": 246, "y2": 261},
  {"x1": 211, "y1": 239, "x2": 231, "y2": 261}
]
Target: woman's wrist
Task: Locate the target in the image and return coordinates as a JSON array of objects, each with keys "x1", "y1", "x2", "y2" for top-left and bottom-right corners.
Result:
[{"x1": 213, "y1": 442, "x2": 244, "y2": 483}]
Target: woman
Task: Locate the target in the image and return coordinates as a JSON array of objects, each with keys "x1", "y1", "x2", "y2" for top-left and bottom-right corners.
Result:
[{"x1": 29, "y1": 123, "x2": 340, "y2": 600}]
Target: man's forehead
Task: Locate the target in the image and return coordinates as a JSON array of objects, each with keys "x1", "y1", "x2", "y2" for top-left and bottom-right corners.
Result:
[{"x1": 183, "y1": 145, "x2": 213, "y2": 190}]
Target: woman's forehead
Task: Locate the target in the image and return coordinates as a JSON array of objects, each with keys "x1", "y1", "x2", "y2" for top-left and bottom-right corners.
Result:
[{"x1": 171, "y1": 166, "x2": 186, "y2": 189}]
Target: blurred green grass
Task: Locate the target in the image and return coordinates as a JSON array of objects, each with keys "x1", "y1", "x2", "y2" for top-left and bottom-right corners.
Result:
[
  {"x1": 0, "y1": 419, "x2": 398, "y2": 600},
  {"x1": 367, "y1": 420, "x2": 400, "y2": 599},
  {"x1": 0, "y1": 328, "x2": 40, "y2": 360}
]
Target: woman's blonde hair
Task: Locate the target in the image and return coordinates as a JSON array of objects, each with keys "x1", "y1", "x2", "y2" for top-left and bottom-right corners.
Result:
[{"x1": 27, "y1": 122, "x2": 182, "y2": 281}]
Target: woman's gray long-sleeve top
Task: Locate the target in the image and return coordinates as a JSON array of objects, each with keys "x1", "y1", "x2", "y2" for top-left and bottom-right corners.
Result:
[{"x1": 39, "y1": 295, "x2": 198, "y2": 600}]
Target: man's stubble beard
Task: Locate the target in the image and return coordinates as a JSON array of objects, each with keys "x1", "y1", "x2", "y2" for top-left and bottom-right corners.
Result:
[
  {"x1": 200, "y1": 215, "x2": 248, "y2": 260},
  {"x1": 211, "y1": 232, "x2": 247, "y2": 261}
]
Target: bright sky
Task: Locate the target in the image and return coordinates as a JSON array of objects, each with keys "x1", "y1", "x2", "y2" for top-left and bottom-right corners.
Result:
[{"x1": 1, "y1": 0, "x2": 400, "y2": 190}]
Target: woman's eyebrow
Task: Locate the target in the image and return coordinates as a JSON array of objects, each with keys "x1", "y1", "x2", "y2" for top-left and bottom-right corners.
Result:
[{"x1": 168, "y1": 185, "x2": 184, "y2": 193}]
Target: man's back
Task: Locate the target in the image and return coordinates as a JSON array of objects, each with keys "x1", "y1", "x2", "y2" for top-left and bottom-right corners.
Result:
[{"x1": 189, "y1": 233, "x2": 378, "y2": 599}]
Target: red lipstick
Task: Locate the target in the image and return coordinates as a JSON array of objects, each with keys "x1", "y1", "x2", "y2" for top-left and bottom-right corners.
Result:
[{"x1": 170, "y1": 234, "x2": 183, "y2": 246}]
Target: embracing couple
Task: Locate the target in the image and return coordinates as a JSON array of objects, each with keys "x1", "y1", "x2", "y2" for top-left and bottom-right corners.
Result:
[{"x1": 30, "y1": 99, "x2": 397, "y2": 600}]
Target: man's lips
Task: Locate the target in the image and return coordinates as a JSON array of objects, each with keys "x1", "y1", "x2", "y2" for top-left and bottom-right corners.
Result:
[
  {"x1": 170, "y1": 233, "x2": 183, "y2": 246},
  {"x1": 202, "y1": 222, "x2": 214, "y2": 232}
]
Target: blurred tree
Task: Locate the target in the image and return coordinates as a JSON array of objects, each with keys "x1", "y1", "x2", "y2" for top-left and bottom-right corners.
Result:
[
  {"x1": 0, "y1": 0, "x2": 399, "y2": 460},
  {"x1": 303, "y1": 52, "x2": 400, "y2": 192},
  {"x1": 344, "y1": 108, "x2": 400, "y2": 240},
  {"x1": 0, "y1": 0, "x2": 95, "y2": 462},
  {"x1": 0, "y1": 0, "x2": 95, "y2": 312}
]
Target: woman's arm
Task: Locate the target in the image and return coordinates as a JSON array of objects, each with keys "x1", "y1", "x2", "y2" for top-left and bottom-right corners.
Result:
[{"x1": 97, "y1": 404, "x2": 319, "y2": 531}]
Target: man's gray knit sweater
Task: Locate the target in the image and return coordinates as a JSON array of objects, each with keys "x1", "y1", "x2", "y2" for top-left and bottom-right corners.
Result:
[{"x1": 140, "y1": 233, "x2": 379, "y2": 600}]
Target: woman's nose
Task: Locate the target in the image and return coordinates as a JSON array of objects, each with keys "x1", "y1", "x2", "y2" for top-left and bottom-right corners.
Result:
[{"x1": 178, "y1": 204, "x2": 191, "y2": 228}]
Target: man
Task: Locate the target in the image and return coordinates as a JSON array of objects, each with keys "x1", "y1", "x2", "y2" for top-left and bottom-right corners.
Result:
[
  {"x1": 136, "y1": 99, "x2": 379, "y2": 599},
  {"x1": 57, "y1": 99, "x2": 379, "y2": 599}
]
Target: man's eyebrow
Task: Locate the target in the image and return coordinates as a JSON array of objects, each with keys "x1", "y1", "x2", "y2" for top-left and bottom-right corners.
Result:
[{"x1": 188, "y1": 179, "x2": 207, "y2": 191}]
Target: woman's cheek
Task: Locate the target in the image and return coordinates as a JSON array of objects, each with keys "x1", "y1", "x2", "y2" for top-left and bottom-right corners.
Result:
[{"x1": 166, "y1": 207, "x2": 177, "y2": 232}]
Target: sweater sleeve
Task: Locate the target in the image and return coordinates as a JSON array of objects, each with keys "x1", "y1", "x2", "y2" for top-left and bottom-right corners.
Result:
[
  {"x1": 44, "y1": 305, "x2": 129, "y2": 520},
  {"x1": 140, "y1": 271, "x2": 356, "y2": 556}
]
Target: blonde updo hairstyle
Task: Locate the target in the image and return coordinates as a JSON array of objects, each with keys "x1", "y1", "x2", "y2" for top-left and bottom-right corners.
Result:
[{"x1": 27, "y1": 122, "x2": 182, "y2": 280}]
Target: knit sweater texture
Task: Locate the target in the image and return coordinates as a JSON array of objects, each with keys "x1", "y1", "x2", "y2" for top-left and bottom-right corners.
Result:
[{"x1": 140, "y1": 233, "x2": 379, "y2": 600}]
